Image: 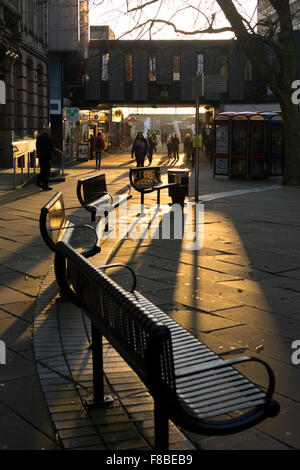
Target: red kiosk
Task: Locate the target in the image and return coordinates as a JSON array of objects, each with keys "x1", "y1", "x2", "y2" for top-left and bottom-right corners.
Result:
[
  {"x1": 231, "y1": 112, "x2": 257, "y2": 177},
  {"x1": 249, "y1": 114, "x2": 268, "y2": 178},
  {"x1": 213, "y1": 112, "x2": 235, "y2": 177}
]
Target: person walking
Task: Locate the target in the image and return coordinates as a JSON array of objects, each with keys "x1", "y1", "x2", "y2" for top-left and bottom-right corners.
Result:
[
  {"x1": 172, "y1": 133, "x2": 180, "y2": 161},
  {"x1": 35, "y1": 127, "x2": 55, "y2": 191},
  {"x1": 93, "y1": 132, "x2": 105, "y2": 170},
  {"x1": 87, "y1": 134, "x2": 94, "y2": 160},
  {"x1": 147, "y1": 135, "x2": 155, "y2": 165},
  {"x1": 131, "y1": 132, "x2": 149, "y2": 167},
  {"x1": 167, "y1": 138, "x2": 173, "y2": 159},
  {"x1": 184, "y1": 133, "x2": 192, "y2": 162}
]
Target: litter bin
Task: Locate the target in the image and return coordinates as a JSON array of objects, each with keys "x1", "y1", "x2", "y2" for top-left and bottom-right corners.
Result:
[{"x1": 167, "y1": 168, "x2": 190, "y2": 206}]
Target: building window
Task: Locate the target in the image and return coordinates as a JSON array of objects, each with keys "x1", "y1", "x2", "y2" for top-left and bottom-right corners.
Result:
[
  {"x1": 37, "y1": 65, "x2": 44, "y2": 131},
  {"x1": 244, "y1": 59, "x2": 252, "y2": 81},
  {"x1": 26, "y1": 59, "x2": 34, "y2": 136},
  {"x1": 173, "y1": 54, "x2": 181, "y2": 81},
  {"x1": 197, "y1": 54, "x2": 204, "y2": 75},
  {"x1": 101, "y1": 53, "x2": 109, "y2": 81},
  {"x1": 125, "y1": 53, "x2": 133, "y2": 82},
  {"x1": 149, "y1": 54, "x2": 157, "y2": 82},
  {"x1": 220, "y1": 55, "x2": 229, "y2": 78}
]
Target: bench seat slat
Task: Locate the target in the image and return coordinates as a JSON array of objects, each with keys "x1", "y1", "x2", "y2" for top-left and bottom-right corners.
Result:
[
  {"x1": 179, "y1": 380, "x2": 259, "y2": 403},
  {"x1": 183, "y1": 392, "x2": 266, "y2": 417},
  {"x1": 177, "y1": 370, "x2": 241, "y2": 392}
]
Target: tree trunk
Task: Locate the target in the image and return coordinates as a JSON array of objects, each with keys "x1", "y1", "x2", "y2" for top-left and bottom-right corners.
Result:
[{"x1": 280, "y1": 99, "x2": 300, "y2": 185}]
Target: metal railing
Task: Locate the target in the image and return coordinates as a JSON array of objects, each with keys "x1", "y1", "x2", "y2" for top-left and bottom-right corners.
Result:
[
  {"x1": 13, "y1": 150, "x2": 37, "y2": 190},
  {"x1": 12, "y1": 148, "x2": 65, "y2": 190}
]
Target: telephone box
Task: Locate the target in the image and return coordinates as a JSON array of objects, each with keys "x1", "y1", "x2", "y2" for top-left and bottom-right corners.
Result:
[
  {"x1": 213, "y1": 112, "x2": 235, "y2": 177},
  {"x1": 231, "y1": 112, "x2": 256, "y2": 177},
  {"x1": 261, "y1": 113, "x2": 284, "y2": 176},
  {"x1": 249, "y1": 114, "x2": 267, "y2": 178}
]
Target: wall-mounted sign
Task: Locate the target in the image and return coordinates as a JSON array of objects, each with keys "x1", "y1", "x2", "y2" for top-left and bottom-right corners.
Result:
[
  {"x1": 66, "y1": 107, "x2": 80, "y2": 122},
  {"x1": 114, "y1": 109, "x2": 123, "y2": 118},
  {"x1": 193, "y1": 135, "x2": 202, "y2": 148}
]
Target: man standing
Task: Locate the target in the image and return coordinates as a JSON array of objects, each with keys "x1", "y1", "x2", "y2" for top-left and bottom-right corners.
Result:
[
  {"x1": 36, "y1": 127, "x2": 55, "y2": 191},
  {"x1": 93, "y1": 132, "x2": 105, "y2": 170},
  {"x1": 172, "y1": 134, "x2": 180, "y2": 161}
]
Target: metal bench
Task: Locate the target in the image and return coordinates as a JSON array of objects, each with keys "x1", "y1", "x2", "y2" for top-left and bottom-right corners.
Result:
[
  {"x1": 39, "y1": 191, "x2": 101, "y2": 258},
  {"x1": 129, "y1": 166, "x2": 179, "y2": 207},
  {"x1": 54, "y1": 241, "x2": 280, "y2": 450},
  {"x1": 77, "y1": 172, "x2": 132, "y2": 223}
]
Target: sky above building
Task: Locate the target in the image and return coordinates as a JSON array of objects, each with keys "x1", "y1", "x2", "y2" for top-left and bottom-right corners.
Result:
[{"x1": 88, "y1": 0, "x2": 258, "y2": 40}]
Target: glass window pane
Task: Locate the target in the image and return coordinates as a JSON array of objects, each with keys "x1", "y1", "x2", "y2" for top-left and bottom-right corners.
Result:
[
  {"x1": 173, "y1": 54, "x2": 180, "y2": 81},
  {"x1": 101, "y1": 53, "x2": 109, "y2": 81},
  {"x1": 220, "y1": 55, "x2": 228, "y2": 77},
  {"x1": 149, "y1": 54, "x2": 157, "y2": 82},
  {"x1": 125, "y1": 54, "x2": 133, "y2": 82},
  {"x1": 197, "y1": 54, "x2": 204, "y2": 74}
]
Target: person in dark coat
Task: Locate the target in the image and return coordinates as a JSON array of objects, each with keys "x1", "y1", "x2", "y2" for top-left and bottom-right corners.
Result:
[
  {"x1": 147, "y1": 135, "x2": 155, "y2": 165},
  {"x1": 36, "y1": 127, "x2": 55, "y2": 191},
  {"x1": 184, "y1": 133, "x2": 192, "y2": 161},
  {"x1": 171, "y1": 134, "x2": 180, "y2": 161},
  {"x1": 131, "y1": 132, "x2": 149, "y2": 167},
  {"x1": 167, "y1": 138, "x2": 173, "y2": 158},
  {"x1": 93, "y1": 132, "x2": 105, "y2": 170}
]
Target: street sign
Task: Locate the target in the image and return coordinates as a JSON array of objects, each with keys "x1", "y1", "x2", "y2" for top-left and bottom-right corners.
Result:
[
  {"x1": 66, "y1": 107, "x2": 80, "y2": 122},
  {"x1": 193, "y1": 135, "x2": 202, "y2": 148}
]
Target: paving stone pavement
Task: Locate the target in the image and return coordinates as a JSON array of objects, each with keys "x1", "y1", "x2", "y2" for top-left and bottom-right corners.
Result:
[{"x1": 0, "y1": 149, "x2": 299, "y2": 451}]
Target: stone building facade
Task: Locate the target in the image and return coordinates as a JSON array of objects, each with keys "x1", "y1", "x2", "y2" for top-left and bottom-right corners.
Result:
[{"x1": 0, "y1": 0, "x2": 48, "y2": 167}]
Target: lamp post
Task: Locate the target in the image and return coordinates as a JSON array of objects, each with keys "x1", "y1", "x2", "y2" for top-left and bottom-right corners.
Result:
[{"x1": 193, "y1": 73, "x2": 204, "y2": 202}]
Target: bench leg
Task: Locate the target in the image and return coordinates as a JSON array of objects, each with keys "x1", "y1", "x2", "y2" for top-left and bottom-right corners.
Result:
[
  {"x1": 85, "y1": 323, "x2": 113, "y2": 408},
  {"x1": 157, "y1": 190, "x2": 160, "y2": 206},
  {"x1": 154, "y1": 399, "x2": 169, "y2": 450}
]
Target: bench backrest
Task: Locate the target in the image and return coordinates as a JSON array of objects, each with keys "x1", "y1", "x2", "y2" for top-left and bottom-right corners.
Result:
[
  {"x1": 54, "y1": 240, "x2": 176, "y2": 397},
  {"x1": 129, "y1": 167, "x2": 162, "y2": 190},
  {"x1": 77, "y1": 173, "x2": 108, "y2": 207},
  {"x1": 40, "y1": 192, "x2": 67, "y2": 252}
]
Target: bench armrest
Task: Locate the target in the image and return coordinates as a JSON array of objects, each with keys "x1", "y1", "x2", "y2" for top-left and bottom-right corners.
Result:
[
  {"x1": 98, "y1": 263, "x2": 137, "y2": 292},
  {"x1": 175, "y1": 356, "x2": 275, "y2": 402},
  {"x1": 60, "y1": 223, "x2": 99, "y2": 257}
]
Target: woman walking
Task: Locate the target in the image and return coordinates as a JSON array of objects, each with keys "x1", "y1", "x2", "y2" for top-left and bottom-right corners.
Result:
[{"x1": 131, "y1": 132, "x2": 149, "y2": 167}]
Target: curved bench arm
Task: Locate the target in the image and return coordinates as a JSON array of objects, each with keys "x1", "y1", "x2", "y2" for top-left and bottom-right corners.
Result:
[
  {"x1": 98, "y1": 263, "x2": 137, "y2": 293},
  {"x1": 175, "y1": 356, "x2": 275, "y2": 403}
]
